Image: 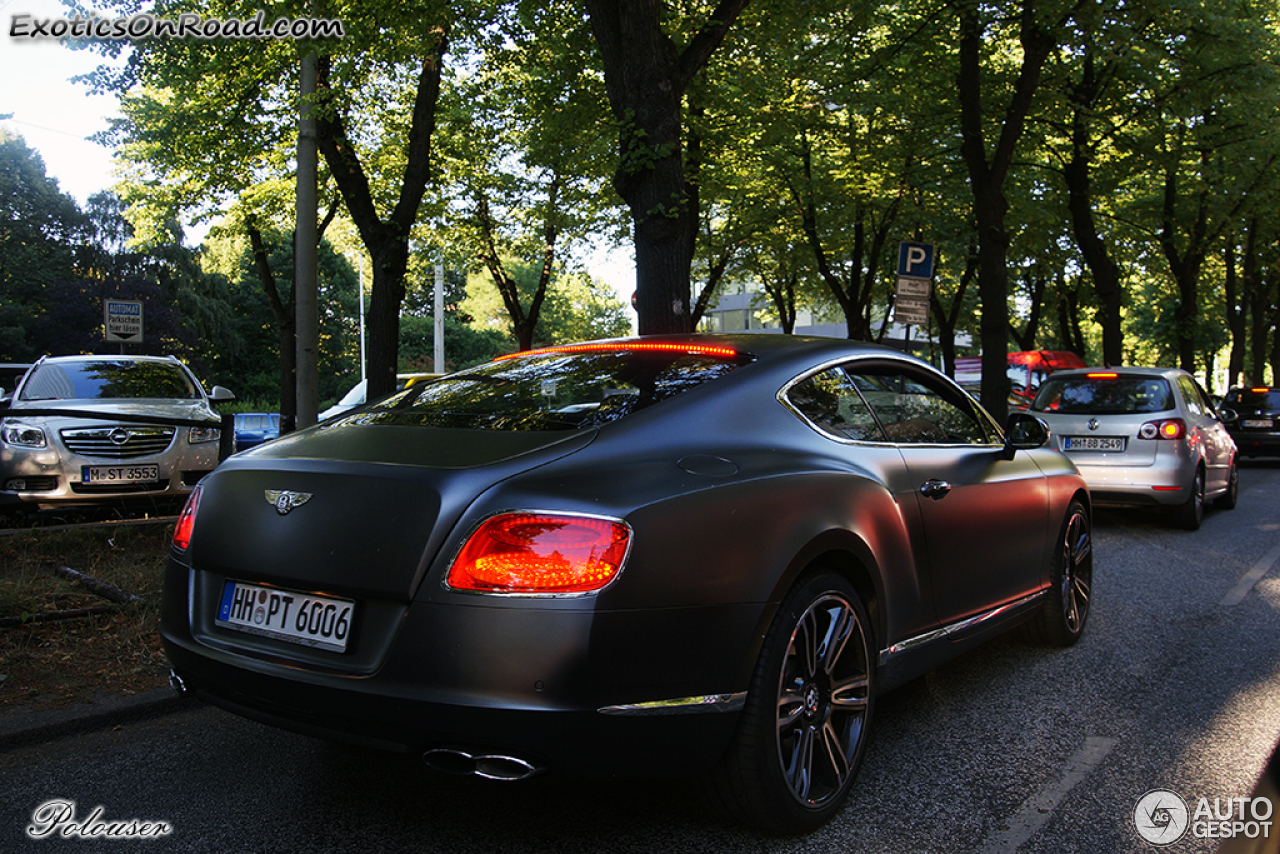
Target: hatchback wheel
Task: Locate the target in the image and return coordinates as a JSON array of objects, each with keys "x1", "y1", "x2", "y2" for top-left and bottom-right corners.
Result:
[
  {"x1": 1216, "y1": 459, "x2": 1239, "y2": 510},
  {"x1": 1174, "y1": 467, "x2": 1205, "y2": 530},
  {"x1": 705, "y1": 571, "x2": 874, "y2": 835}
]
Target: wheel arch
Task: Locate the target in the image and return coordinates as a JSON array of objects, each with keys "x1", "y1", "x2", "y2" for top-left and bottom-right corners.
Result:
[{"x1": 766, "y1": 530, "x2": 888, "y2": 655}]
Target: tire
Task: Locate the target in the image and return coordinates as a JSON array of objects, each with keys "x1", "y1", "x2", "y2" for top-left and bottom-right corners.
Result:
[
  {"x1": 1023, "y1": 499, "x2": 1092, "y2": 647},
  {"x1": 704, "y1": 571, "x2": 874, "y2": 835},
  {"x1": 1216, "y1": 459, "x2": 1239, "y2": 510},
  {"x1": 1173, "y1": 466, "x2": 1205, "y2": 530}
]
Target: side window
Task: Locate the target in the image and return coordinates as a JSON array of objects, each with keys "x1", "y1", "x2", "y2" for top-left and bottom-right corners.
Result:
[
  {"x1": 785, "y1": 368, "x2": 887, "y2": 442},
  {"x1": 847, "y1": 366, "x2": 997, "y2": 446},
  {"x1": 1178, "y1": 376, "x2": 1204, "y2": 417}
]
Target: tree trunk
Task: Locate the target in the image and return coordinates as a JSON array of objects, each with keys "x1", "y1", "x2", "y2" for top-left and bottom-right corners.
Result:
[
  {"x1": 583, "y1": 0, "x2": 749, "y2": 336},
  {"x1": 955, "y1": 0, "x2": 1056, "y2": 425},
  {"x1": 246, "y1": 224, "x2": 296, "y2": 428},
  {"x1": 315, "y1": 28, "x2": 446, "y2": 399}
]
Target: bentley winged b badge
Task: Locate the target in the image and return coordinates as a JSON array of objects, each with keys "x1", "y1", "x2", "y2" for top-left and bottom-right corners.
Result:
[{"x1": 265, "y1": 490, "x2": 313, "y2": 516}]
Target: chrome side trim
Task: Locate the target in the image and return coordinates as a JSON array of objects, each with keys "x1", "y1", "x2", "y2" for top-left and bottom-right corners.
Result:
[
  {"x1": 878, "y1": 591, "x2": 1045, "y2": 666},
  {"x1": 598, "y1": 692, "x2": 748, "y2": 716}
]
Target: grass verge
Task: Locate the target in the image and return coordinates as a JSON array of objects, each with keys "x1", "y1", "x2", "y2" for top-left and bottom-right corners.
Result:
[{"x1": 0, "y1": 521, "x2": 173, "y2": 716}]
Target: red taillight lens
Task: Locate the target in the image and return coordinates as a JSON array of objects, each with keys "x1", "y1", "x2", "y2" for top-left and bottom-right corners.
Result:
[
  {"x1": 172, "y1": 484, "x2": 202, "y2": 550},
  {"x1": 446, "y1": 513, "x2": 631, "y2": 594},
  {"x1": 1086, "y1": 372, "x2": 1119, "y2": 379},
  {"x1": 1139, "y1": 418, "x2": 1186, "y2": 440}
]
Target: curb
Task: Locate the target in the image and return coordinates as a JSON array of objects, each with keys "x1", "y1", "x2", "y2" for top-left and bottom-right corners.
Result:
[{"x1": 0, "y1": 688, "x2": 195, "y2": 752}]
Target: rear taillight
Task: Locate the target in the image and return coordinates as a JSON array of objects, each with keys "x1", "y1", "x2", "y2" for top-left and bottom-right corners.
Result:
[
  {"x1": 446, "y1": 512, "x2": 631, "y2": 594},
  {"x1": 172, "y1": 485, "x2": 202, "y2": 550},
  {"x1": 1139, "y1": 418, "x2": 1186, "y2": 440}
]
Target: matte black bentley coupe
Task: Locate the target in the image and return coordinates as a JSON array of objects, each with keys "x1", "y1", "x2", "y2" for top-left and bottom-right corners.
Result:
[{"x1": 161, "y1": 335, "x2": 1092, "y2": 834}]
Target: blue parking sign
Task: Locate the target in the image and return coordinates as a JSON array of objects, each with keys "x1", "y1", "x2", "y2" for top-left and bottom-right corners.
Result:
[{"x1": 897, "y1": 242, "x2": 935, "y2": 280}]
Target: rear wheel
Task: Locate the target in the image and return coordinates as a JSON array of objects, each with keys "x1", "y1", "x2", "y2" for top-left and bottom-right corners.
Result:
[
  {"x1": 1023, "y1": 499, "x2": 1092, "y2": 647},
  {"x1": 704, "y1": 571, "x2": 874, "y2": 835},
  {"x1": 1173, "y1": 466, "x2": 1205, "y2": 530}
]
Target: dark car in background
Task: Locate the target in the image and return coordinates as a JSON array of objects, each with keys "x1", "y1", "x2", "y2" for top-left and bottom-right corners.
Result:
[
  {"x1": 0, "y1": 355, "x2": 234, "y2": 517},
  {"x1": 233, "y1": 413, "x2": 281, "y2": 451},
  {"x1": 1221, "y1": 386, "x2": 1280, "y2": 458},
  {"x1": 162, "y1": 335, "x2": 1091, "y2": 834}
]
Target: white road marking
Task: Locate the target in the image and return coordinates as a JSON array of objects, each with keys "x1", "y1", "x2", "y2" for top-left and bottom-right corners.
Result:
[
  {"x1": 1220, "y1": 542, "x2": 1280, "y2": 607},
  {"x1": 979, "y1": 736, "x2": 1120, "y2": 853}
]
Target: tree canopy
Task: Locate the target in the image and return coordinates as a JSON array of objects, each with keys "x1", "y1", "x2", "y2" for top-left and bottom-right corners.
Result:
[{"x1": 8, "y1": 0, "x2": 1279, "y2": 413}]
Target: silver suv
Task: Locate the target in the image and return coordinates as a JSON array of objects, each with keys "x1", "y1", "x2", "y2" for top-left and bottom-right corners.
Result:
[{"x1": 0, "y1": 355, "x2": 234, "y2": 516}]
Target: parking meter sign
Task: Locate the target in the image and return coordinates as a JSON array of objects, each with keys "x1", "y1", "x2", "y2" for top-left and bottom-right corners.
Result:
[{"x1": 105, "y1": 300, "x2": 143, "y2": 343}]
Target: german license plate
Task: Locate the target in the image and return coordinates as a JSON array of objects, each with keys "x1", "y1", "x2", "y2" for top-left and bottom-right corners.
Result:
[
  {"x1": 82, "y1": 464, "x2": 159, "y2": 483},
  {"x1": 1064, "y1": 436, "x2": 1126, "y2": 452},
  {"x1": 1243, "y1": 419, "x2": 1273, "y2": 428},
  {"x1": 216, "y1": 581, "x2": 354, "y2": 652}
]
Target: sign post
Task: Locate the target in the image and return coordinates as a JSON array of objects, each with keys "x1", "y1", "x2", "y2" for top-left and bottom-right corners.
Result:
[
  {"x1": 104, "y1": 299, "x2": 143, "y2": 345},
  {"x1": 893, "y1": 242, "x2": 936, "y2": 345}
]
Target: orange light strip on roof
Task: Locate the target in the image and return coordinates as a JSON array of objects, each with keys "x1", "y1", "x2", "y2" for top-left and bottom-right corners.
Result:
[{"x1": 494, "y1": 342, "x2": 739, "y2": 361}]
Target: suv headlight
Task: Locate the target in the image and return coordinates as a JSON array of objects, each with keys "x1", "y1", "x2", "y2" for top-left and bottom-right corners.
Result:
[
  {"x1": 188, "y1": 425, "x2": 220, "y2": 444},
  {"x1": 1, "y1": 420, "x2": 48, "y2": 448}
]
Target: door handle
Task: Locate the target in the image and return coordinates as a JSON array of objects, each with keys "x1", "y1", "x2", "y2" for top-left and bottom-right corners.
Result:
[{"x1": 920, "y1": 479, "x2": 952, "y2": 500}]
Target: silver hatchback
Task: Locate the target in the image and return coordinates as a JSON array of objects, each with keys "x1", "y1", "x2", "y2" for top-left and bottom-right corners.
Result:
[
  {"x1": 1028, "y1": 366, "x2": 1238, "y2": 529},
  {"x1": 0, "y1": 355, "x2": 234, "y2": 517}
]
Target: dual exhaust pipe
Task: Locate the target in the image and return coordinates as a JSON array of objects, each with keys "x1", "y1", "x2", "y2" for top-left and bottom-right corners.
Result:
[
  {"x1": 423, "y1": 748, "x2": 544, "y2": 781},
  {"x1": 170, "y1": 670, "x2": 542, "y2": 782}
]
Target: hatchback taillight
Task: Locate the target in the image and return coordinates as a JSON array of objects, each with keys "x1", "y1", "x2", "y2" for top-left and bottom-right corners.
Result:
[
  {"x1": 446, "y1": 512, "x2": 631, "y2": 594},
  {"x1": 1139, "y1": 418, "x2": 1186, "y2": 440},
  {"x1": 172, "y1": 485, "x2": 202, "y2": 550}
]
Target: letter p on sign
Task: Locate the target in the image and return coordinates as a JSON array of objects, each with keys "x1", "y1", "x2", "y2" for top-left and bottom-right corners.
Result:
[{"x1": 897, "y1": 242, "x2": 935, "y2": 280}]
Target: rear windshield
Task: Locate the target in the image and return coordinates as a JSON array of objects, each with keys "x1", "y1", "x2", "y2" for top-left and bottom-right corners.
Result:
[
  {"x1": 1031, "y1": 376, "x2": 1174, "y2": 414},
  {"x1": 20, "y1": 360, "x2": 198, "y2": 401},
  {"x1": 1225, "y1": 389, "x2": 1280, "y2": 409},
  {"x1": 343, "y1": 347, "x2": 752, "y2": 431}
]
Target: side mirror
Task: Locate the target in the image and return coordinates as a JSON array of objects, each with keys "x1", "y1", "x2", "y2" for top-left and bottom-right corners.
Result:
[
  {"x1": 1218, "y1": 407, "x2": 1238, "y2": 423},
  {"x1": 1003, "y1": 412, "x2": 1050, "y2": 459},
  {"x1": 209, "y1": 385, "x2": 236, "y2": 403}
]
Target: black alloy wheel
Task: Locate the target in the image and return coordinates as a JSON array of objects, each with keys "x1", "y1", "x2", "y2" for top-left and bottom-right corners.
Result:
[
  {"x1": 706, "y1": 571, "x2": 874, "y2": 835},
  {"x1": 1024, "y1": 499, "x2": 1093, "y2": 647}
]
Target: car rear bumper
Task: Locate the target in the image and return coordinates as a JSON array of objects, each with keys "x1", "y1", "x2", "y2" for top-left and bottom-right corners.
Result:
[
  {"x1": 160, "y1": 559, "x2": 754, "y2": 779},
  {"x1": 1070, "y1": 459, "x2": 1194, "y2": 507}
]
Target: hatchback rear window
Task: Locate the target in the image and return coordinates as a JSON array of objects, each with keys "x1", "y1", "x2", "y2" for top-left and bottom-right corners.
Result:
[
  {"x1": 348, "y1": 346, "x2": 753, "y2": 431},
  {"x1": 21, "y1": 360, "x2": 198, "y2": 401},
  {"x1": 1031, "y1": 376, "x2": 1174, "y2": 414}
]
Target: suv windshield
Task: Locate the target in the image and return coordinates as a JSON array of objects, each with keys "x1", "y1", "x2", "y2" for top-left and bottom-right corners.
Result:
[
  {"x1": 1031, "y1": 375, "x2": 1174, "y2": 414},
  {"x1": 346, "y1": 346, "x2": 752, "y2": 431},
  {"x1": 21, "y1": 360, "x2": 198, "y2": 401}
]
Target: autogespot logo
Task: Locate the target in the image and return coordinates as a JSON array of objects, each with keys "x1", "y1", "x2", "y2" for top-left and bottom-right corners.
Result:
[{"x1": 1135, "y1": 789, "x2": 1190, "y2": 846}]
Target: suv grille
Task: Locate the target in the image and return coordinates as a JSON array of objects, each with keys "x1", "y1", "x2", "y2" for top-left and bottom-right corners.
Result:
[{"x1": 61, "y1": 425, "x2": 176, "y2": 459}]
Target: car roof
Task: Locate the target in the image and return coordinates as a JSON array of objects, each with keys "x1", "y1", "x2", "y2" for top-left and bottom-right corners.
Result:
[
  {"x1": 35, "y1": 354, "x2": 181, "y2": 365},
  {"x1": 1046, "y1": 365, "x2": 1189, "y2": 381},
  {"x1": 515, "y1": 333, "x2": 913, "y2": 365}
]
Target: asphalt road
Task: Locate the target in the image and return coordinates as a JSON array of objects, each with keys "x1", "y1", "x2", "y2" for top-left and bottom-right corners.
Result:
[{"x1": 4, "y1": 462, "x2": 1280, "y2": 853}]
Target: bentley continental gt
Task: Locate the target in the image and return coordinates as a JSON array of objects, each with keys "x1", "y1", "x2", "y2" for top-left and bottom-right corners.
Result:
[{"x1": 161, "y1": 335, "x2": 1092, "y2": 834}]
